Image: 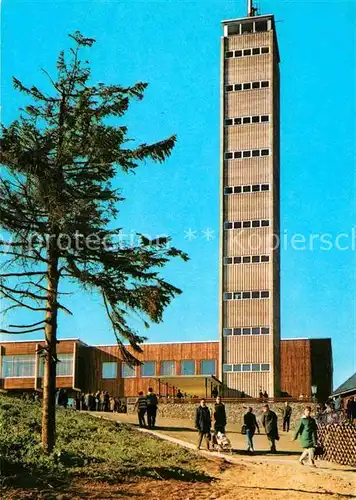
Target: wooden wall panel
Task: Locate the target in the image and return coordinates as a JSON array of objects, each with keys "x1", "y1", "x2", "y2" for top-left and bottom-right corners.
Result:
[
  {"x1": 225, "y1": 159, "x2": 272, "y2": 186},
  {"x1": 224, "y1": 262, "x2": 271, "y2": 290},
  {"x1": 280, "y1": 340, "x2": 312, "y2": 398},
  {"x1": 226, "y1": 192, "x2": 272, "y2": 220}
]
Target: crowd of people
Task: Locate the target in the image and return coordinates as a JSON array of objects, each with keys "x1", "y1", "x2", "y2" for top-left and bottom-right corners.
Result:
[{"x1": 55, "y1": 389, "x2": 127, "y2": 413}]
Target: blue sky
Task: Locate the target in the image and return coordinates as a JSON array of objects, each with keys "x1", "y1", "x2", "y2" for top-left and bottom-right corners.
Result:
[{"x1": 1, "y1": 0, "x2": 355, "y2": 388}]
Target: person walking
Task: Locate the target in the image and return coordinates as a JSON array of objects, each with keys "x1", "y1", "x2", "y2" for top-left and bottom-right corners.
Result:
[
  {"x1": 146, "y1": 387, "x2": 158, "y2": 429},
  {"x1": 176, "y1": 389, "x2": 183, "y2": 399},
  {"x1": 283, "y1": 401, "x2": 292, "y2": 432},
  {"x1": 195, "y1": 398, "x2": 211, "y2": 450},
  {"x1": 293, "y1": 406, "x2": 318, "y2": 467},
  {"x1": 262, "y1": 404, "x2": 279, "y2": 453},
  {"x1": 134, "y1": 391, "x2": 147, "y2": 427},
  {"x1": 244, "y1": 407, "x2": 260, "y2": 453},
  {"x1": 213, "y1": 396, "x2": 227, "y2": 434}
]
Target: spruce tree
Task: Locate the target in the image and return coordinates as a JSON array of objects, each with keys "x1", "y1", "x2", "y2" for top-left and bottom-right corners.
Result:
[{"x1": 0, "y1": 32, "x2": 188, "y2": 453}]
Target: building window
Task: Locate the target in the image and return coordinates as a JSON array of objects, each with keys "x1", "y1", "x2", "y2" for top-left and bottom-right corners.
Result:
[
  {"x1": 1, "y1": 355, "x2": 35, "y2": 378},
  {"x1": 255, "y1": 20, "x2": 268, "y2": 32},
  {"x1": 181, "y1": 360, "x2": 195, "y2": 375},
  {"x1": 56, "y1": 354, "x2": 73, "y2": 377},
  {"x1": 102, "y1": 362, "x2": 117, "y2": 379},
  {"x1": 224, "y1": 149, "x2": 271, "y2": 160},
  {"x1": 224, "y1": 219, "x2": 271, "y2": 230},
  {"x1": 141, "y1": 361, "x2": 155, "y2": 377},
  {"x1": 38, "y1": 354, "x2": 73, "y2": 377},
  {"x1": 225, "y1": 44, "x2": 269, "y2": 58},
  {"x1": 224, "y1": 290, "x2": 270, "y2": 301},
  {"x1": 225, "y1": 114, "x2": 269, "y2": 127},
  {"x1": 122, "y1": 363, "x2": 136, "y2": 378},
  {"x1": 223, "y1": 326, "x2": 270, "y2": 336},
  {"x1": 201, "y1": 360, "x2": 216, "y2": 375},
  {"x1": 161, "y1": 360, "x2": 175, "y2": 376},
  {"x1": 226, "y1": 363, "x2": 270, "y2": 372},
  {"x1": 225, "y1": 80, "x2": 270, "y2": 93},
  {"x1": 261, "y1": 364, "x2": 270, "y2": 371}
]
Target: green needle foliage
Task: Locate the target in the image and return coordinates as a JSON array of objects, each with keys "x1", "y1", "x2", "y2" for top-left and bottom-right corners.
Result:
[{"x1": 0, "y1": 31, "x2": 188, "y2": 452}]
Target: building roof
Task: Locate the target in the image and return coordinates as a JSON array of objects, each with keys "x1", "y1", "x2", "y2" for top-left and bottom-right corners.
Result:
[{"x1": 332, "y1": 373, "x2": 356, "y2": 397}]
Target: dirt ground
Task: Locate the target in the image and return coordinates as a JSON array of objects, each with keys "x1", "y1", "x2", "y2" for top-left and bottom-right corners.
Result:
[{"x1": 3, "y1": 457, "x2": 355, "y2": 499}]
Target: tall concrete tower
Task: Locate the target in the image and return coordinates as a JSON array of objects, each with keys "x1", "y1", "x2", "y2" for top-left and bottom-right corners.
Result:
[{"x1": 219, "y1": 8, "x2": 281, "y2": 397}]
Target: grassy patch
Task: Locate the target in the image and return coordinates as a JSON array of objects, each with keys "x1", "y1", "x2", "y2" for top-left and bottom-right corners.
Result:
[{"x1": 0, "y1": 395, "x2": 211, "y2": 492}]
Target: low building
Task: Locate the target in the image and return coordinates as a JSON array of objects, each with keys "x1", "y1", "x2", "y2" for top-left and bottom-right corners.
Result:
[
  {"x1": 332, "y1": 372, "x2": 356, "y2": 405},
  {"x1": 0, "y1": 337, "x2": 332, "y2": 400}
]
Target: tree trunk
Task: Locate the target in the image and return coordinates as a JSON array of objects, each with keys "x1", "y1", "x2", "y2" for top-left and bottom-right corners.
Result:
[{"x1": 42, "y1": 240, "x2": 59, "y2": 454}]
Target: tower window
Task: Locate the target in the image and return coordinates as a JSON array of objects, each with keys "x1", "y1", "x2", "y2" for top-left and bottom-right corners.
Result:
[
  {"x1": 261, "y1": 149, "x2": 270, "y2": 156},
  {"x1": 223, "y1": 364, "x2": 233, "y2": 372},
  {"x1": 224, "y1": 290, "x2": 270, "y2": 301},
  {"x1": 243, "y1": 221, "x2": 251, "y2": 228},
  {"x1": 261, "y1": 255, "x2": 270, "y2": 262},
  {"x1": 241, "y1": 23, "x2": 253, "y2": 34},
  {"x1": 234, "y1": 117, "x2": 242, "y2": 125},
  {"x1": 242, "y1": 364, "x2": 251, "y2": 372},
  {"x1": 261, "y1": 81, "x2": 269, "y2": 88},
  {"x1": 243, "y1": 328, "x2": 250, "y2": 335},
  {"x1": 233, "y1": 221, "x2": 242, "y2": 229},
  {"x1": 235, "y1": 50, "x2": 243, "y2": 57},
  {"x1": 243, "y1": 48, "x2": 252, "y2": 56},
  {"x1": 261, "y1": 220, "x2": 270, "y2": 227},
  {"x1": 261, "y1": 184, "x2": 270, "y2": 190},
  {"x1": 224, "y1": 219, "x2": 271, "y2": 230},
  {"x1": 234, "y1": 83, "x2": 242, "y2": 91},
  {"x1": 252, "y1": 116, "x2": 259, "y2": 123},
  {"x1": 225, "y1": 118, "x2": 233, "y2": 126},
  {"x1": 242, "y1": 255, "x2": 251, "y2": 263},
  {"x1": 243, "y1": 82, "x2": 251, "y2": 90},
  {"x1": 252, "y1": 47, "x2": 260, "y2": 55},
  {"x1": 252, "y1": 328, "x2": 260, "y2": 335},
  {"x1": 255, "y1": 21, "x2": 268, "y2": 32},
  {"x1": 234, "y1": 186, "x2": 242, "y2": 193},
  {"x1": 243, "y1": 185, "x2": 251, "y2": 192},
  {"x1": 225, "y1": 51, "x2": 234, "y2": 58},
  {"x1": 224, "y1": 152, "x2": 233, "y2": 160},
  {"x1": 233, "y1": 256, "x2": 242, "y2": 264},
  {"x1": 243, "y1": 116, "x2": 251, "y2": 124},
  {"x1": 252, "y1": 185, "x2": 260, "y2": 192},
  {"x1": 224, "y1": 222, "x2": 233, "y2": 229},
  {"x1": 234, "y1": 151, "x2": 242, "y2": 159},
  {"x1": 252, "y1": 364, "x2": 261, "y2": 372},
  {"x1": 252, "y1": 220, "x2": 260, "y2": 227},
  {"x1": 224, "y1": 187, "x2": 233, "y2": 194},
  {"x1": 261, "y1": 363, "x2": 270, "y2": 371},
  {"x1": 223, "y1": 328, "x2": 233, "y2": 336},
  {"x1": 261, "y1": 327, "x2": 270, "y2": 335},
  {"x1": 252, "y1": 256, "x2": 260, "y2": 263},
  {"x1": 233, "y1": 364, "x2": 242, "y2": 372},
  {"x1": 261, "y1": 115, "x2": 269, "y2": 122},
  {"x1": 225, "y1": 85, "x2": 234, "y2": 92},
  {"x1": 242, "y1": 150, "x2": 251, "y2": 158},
  {"x1": 261, "y1": 47, "x2": 270, "y2": 54}
]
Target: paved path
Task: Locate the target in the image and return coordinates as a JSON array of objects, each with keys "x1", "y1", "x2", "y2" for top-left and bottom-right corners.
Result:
[{"x1": 93, "y1": 411, "x2": 352, "y2": 468}]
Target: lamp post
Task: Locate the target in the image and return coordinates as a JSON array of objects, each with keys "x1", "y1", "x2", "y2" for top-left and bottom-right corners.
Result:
[{"x1": 311, "y1": 385, "x2": 318, "y2": 403}]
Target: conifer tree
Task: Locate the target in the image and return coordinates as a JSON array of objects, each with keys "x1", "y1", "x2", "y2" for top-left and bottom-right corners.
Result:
[{"x1": 0, "y1": 32, "x2": 188, "y2": 453}]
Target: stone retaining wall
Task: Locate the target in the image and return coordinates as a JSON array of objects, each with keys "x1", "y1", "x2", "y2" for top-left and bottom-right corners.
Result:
[{"x1": 128, "y1": 401, "x2": 317, "y2": 431}]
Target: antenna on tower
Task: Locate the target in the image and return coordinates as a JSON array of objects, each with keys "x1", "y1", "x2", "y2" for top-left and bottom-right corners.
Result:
[{"x1": 247, "y1": 0, "x2": 259, "y2": 17}]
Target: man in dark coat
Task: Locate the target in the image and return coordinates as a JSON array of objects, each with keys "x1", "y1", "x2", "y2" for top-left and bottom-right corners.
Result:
[
  {"x1": 262, "y1": 404, "x2": 278, "y2": 453},
  {"x1": 146, "y1": 387, "x2": 158, "y2": 429},
  {"x1": 213, "y1": 396, "x2": 227, "y2": 434},
  {"x1": 244, "y1": 407, "x2": 260, "y2": 453},
  {"x1": 195, "y1": 398, "x2": 211, "y2": 450},
  {"x1": 283, "y1": 401, "x2": 292, "y2": 432}
]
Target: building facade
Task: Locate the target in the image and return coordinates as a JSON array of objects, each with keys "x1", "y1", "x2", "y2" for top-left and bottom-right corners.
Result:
[
  {"x1": 219, "y1": 14, "x2": 280, "y2": 397},
  {"x1": 0, "y1": 338, "x2": 332, "y2": 401}
]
